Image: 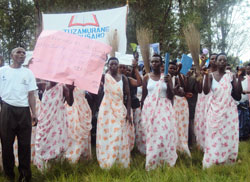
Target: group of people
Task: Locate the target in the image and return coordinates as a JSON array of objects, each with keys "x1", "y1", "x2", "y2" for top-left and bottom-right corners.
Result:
[{"x1": 0, "y1": 47, "x2": 249, "y2": 181}]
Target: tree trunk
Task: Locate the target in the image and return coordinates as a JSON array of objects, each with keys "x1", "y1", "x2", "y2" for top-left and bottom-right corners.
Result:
[
  {"x1": 220, "y1": 12, "x2": 226, "y2": 53},
  {"x1": 34, "y1": 0, "x2": 42, "y2": 39},
  {"x1": 158, "y1": 1, "x2": 173, "y2": 51},
  {"x1": 207, "y1": 0, "x2": 212, "y2": 55}
]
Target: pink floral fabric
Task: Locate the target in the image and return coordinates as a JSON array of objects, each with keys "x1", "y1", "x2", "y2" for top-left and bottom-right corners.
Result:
[
  {"x1": 134, "y1": 108, "x2": 146, "y2": 155},
  {"x1": 142, "y1": 75, "x2": 177, "y2": 170},
  {"x1": 174, "y1": 96, "x2": 191, "y2": 156},
  {"x1": 34, "y1": 83, "x2": 68, "y2": 170},
  {"x1": 203, "y1": 73, "x2": 239, "y2": 168},
  {"x1": 96, "y1": 74, "x2": 130, "y2": 169},
  {"x1": 127, "y1": 114, "x2": 135, "y2": 152},
  {"x1": 194, "y1": 92, "x2": 212, "y2": 151},
  {"x1": 64, "y1": 88, "x2": 92, "y2": 163}
]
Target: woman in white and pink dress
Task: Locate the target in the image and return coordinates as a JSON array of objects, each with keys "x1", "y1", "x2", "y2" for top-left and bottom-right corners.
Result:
[
  {"x1": 168, "y1": 62, "x2": 191, "y2": 157},
  {"x1": 202, "y1": 53, "x2": 242, "y2": 168},
  {"x1": 194, "y1": 53, "x2": 217, "y2": 151},
  {"x1": 64, "y1": 88, "x2": 92, "y2": 163},
  {"x1": 141, "y1": 54, "x2": 177, "y2": 171},
  {"x1": 34, "y1": 81, "x2": 74, "y2": 170}
]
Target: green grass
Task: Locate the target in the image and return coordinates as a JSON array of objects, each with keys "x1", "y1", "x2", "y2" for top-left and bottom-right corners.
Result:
[{"x1": 0, "y1": 141, "x2": 250, "y2": 182}]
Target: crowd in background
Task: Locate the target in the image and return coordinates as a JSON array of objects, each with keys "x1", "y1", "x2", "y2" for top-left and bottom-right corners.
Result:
[{"x1": 0, "y1": 48, "x2": 250, "y2": 182}]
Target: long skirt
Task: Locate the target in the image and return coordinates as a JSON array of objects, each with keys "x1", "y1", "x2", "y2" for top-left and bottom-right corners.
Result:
[{"x1": 238, "y1": 101, "x2": 250, "y2": 139}]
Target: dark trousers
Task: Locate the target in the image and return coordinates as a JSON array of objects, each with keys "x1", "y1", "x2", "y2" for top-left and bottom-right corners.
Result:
[{"x1": 0, "y1": 102, "x2": 32, "y2": 181}]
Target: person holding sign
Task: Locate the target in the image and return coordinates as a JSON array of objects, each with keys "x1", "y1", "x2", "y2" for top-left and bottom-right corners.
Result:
[
  {"x1": 96, "y1": 57, "x2": 132, "y2": 169},
  {"x1": 141, "y1": 54, "x2": 177, "y2": 170},
  {"x1": 0, "y1": 47, "x2": 37, "y2": 182},
  {"x1": 202, "y1": 53, "x2": 242, "y2": 168},
  {"x1": 34, "y1": 81, "x2": 74, "y2": 170}
]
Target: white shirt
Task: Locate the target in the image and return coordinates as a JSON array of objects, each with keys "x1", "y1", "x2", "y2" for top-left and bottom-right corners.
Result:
[
  {"x1": 239, "y1": 78, "x2": 248, "y2": 103},
  {"x1": 0, "y1": 66, "x2": 38, "y2": 107},
  {"x1": 117, "y1": 79, "x2": 123, "y2": 91},
  {"x1": 147, "y1": 77, "x2": 167, "y2": 98}
]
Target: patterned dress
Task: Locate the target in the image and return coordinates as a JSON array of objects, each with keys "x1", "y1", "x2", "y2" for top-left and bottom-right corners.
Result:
[
  {"x1": 96, "y1": 74, "x2": 130, "y2": 169},
  {"x1": 127, "y1": 116, "x2": 135, "y2": 152},
  {"x1": 142, "y1": 75, "x2": 177, "y2": 170},
  {"x1": 64, "y1": 88, "x2": 92, "y2": 163},
  {"x1": 34, "y1": 83, "x2": 68, "y2": 170},
  {"x1": 194, "y1": 91, "x2": 212, "y2": 151},
  {"x1": 203, "y1": 73, "x2": 239, "y2": 168},
  {"x1": 174, "y1": 96, "x2": 191, "y2": 156},
  {"x1": 134, "y1": 108, "x2": 146, "y2": 155},
  {"x1": 134, "y1": 87, "x2": 146, "y2": 154}
]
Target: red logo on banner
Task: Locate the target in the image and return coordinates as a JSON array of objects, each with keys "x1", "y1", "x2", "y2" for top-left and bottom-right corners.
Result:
[{"x1": 68, "y1": 14, "x2": 99, "y2": 27}]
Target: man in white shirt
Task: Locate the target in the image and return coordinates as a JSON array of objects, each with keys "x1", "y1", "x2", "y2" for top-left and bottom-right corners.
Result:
[{"x1": 0, "y1": 47, "x2": 37, "y2": 182}]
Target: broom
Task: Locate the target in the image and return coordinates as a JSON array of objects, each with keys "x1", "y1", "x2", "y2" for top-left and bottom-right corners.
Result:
[
  {"x1": 183, "y1": 23, "x2": 201, "y2": 73},
  {"x1": 136, "y1": 28, "x2": 152, "y2": 73},
  {"x1": 107, "y1": 29, "x2": 119, "y2": 57}
]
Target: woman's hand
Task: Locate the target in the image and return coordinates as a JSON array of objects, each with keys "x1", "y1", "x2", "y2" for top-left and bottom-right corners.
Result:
[
  {"x1": 195, "y1": 70, "x2": 203, "y2": 82},
  {"x1": 177, "y1": 63, "x2": 182, "y2": 74},
  {"x1": 132, "y1": 59, "x2": 138, "y2": 69},
  {"x1": 126, "y1": 113, "x2": 132, "y2": 125},
  {"x1": 164, "y1": 74, "x2": 172, "y2": 83},
  {"x1": 186, "y1": 70, "x2": 194, "y2": 77},
  {"x1": 66, "y1": 82, "x2": 75, "y2": 91},
  {"x1": 200, "y1": 55, "x2": 207, "y2": 63}
]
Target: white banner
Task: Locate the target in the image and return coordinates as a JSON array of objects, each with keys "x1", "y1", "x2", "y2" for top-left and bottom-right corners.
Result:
[{"x1": 42, "y1": 6, "x2": 128, "y2": 54}]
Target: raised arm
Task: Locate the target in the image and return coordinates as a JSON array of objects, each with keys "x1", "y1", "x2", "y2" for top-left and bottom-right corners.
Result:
[
  {"x1": 176, "y1": 64, "x2": 187, "y2": 91},
  {"x1": 123, "y1": 76, "x2": 132, "y2": 124},
  {"x1": 129, "y1": 60, "x2": 142, "y2": 87},
  {"x1": 63, "y1": 84, "x2": 75, "y2": 106},
  {"x1": 203, "y1": 73, "x2": 212, "y2": 95},
  {"x1": 165, "y1": 74, "x2": 174, "y2": 100},
  {"x1": 141, "y1": 74, "x2": 149, "y2": 109}
]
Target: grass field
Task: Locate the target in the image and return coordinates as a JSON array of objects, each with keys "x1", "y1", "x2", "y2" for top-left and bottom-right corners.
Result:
[{"x1": 0, "y1": 141, "x2": 249, "y2": 182}]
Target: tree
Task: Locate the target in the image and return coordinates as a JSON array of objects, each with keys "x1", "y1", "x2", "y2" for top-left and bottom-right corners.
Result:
[
  {"x1": 0, "y1": 0, "x2": 35, "y2": 61},
  {"x1": 212, "y1": 0, "x2": 243, "y2": 53},
  {"x1": 0, "y1": 0, "x2": 246, "y2": 63},
  {"x1": 227, "y1": 55, "x2": 240, "y2": 70}
]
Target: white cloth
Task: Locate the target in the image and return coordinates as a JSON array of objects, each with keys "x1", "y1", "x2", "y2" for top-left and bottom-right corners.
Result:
[
  {"x1": 211, "y1": 76, "x2": 220, "y2": 91},
  {"x1": 0, "y1": 66, "x2": 37, "y2": 107},
  {"x1": 64, "y1": 88, "x2": 92, "y2": 163},
  {"x1": 142, "y1": 75, "x2": 177, "y2": 170},
  {"x1": 203, "y1": 73, "x2": 239, "y2": 168},
  {"x1": 147, "y1": 77, "x2": 167, "y2": 98},
  {"x1": 239, "y1": 78, "x2": 248, "y2": 103},
  {"x1": 96, "y1": 74, "x2": 130, "y2": 169},
  {"x1": 34, "y1": 84, "x2": 68, "y2": 170},
  {"x1": 117, "y1": 79, "x2": 123, "y2": 91}
]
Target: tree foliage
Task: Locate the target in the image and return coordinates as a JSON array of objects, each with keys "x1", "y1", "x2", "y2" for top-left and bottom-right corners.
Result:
[
  {"x1": 0, "y1": 0, "x2": 245, "y2": 62},
  {"x1": 0, "y1": 0, "x2": 35, "y2": 61}
]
